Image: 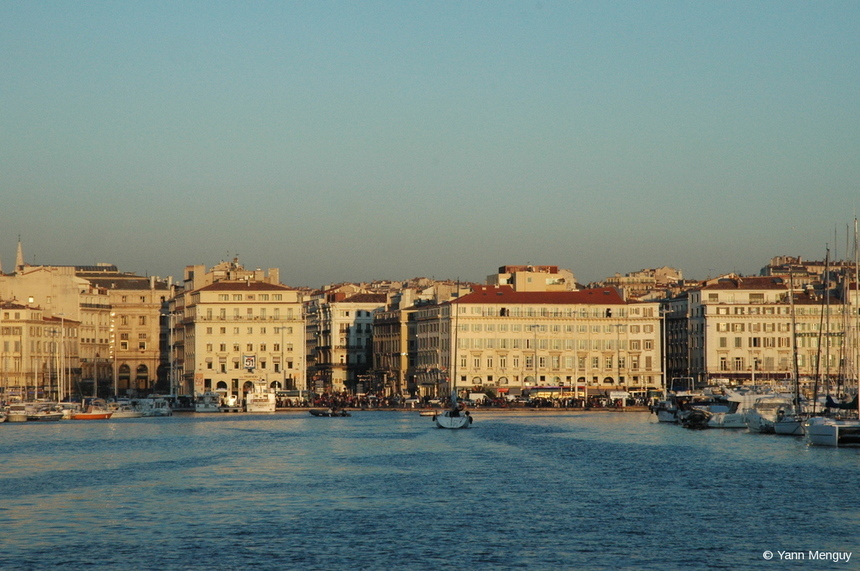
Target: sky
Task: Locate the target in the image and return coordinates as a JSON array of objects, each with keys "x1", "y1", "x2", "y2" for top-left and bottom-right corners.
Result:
[{"x1": 1, "y1": 1, "x2": 858, "y2": 288}]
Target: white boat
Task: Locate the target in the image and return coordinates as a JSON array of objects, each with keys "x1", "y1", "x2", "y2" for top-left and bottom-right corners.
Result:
[
  {"x1": 651, "y1": 392, "x2": 698, "y2": 423},
  {"x1": 7, "y1": 403, "x2": 30, "y2": 423},
  {"x1": 743, "y1": 395, "x2": 796, "y2": 434},
  {"x1": 704, "y1": 388, "x2": 772, "y2": 429},
  {"x1": 804, "y1": 416, "x2": 860, "y2": 447},
  {"x1": 245, "y1": 381, "x2": 276, "y2": 413},
  {"x1": 433, "y1": 390, "x2": 473, "y2": 429},
  {"x1": 0, "y1": 410, "x2": 6, "y2": 423},
  {"x1": 773, "y1": 412, "x2": 805, "y2": 435},
  {"x1": 195, "y1": 391, "x2": 222, "y2": 413},
  {"x1": 140, "y1": 397, "x2": 173, "y2": 417},
  {"x1": 107, "y1": 400, "x2": 144, "y2": 419}
]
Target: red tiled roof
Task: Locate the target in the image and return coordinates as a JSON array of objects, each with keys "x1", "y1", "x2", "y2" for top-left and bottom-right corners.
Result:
[
  {"x1": 701, "y1": 277, "x2": 786, "y2": 290},
  {"x1": 196, "y1": 281, "x2": 292, "y2": 292},
  {"x1": 341, "y1": 293, "x2": 387, "y2": 304},
  {"x1": 450, "y1": 285, "x2": 626, "y2": 305}
]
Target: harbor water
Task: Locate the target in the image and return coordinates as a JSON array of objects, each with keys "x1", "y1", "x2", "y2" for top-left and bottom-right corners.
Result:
[{"x1": 1, "y1": 411, "x2": 858, "y2": 570}]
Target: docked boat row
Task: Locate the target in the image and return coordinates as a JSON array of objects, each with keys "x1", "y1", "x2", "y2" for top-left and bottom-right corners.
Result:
[
  {"x1": 653, "y1": 385, "x2": 860, "y2": 447},
  {"x1": 194, "y1": 382, "x2": 278, "y2": 413},
  {"x1": 1, "y1": 396, "x2": 176, "y2": 422}
]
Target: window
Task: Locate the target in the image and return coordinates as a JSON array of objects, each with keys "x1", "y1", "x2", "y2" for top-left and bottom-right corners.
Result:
[
  {"x1": 138, "y1": 342, "x2": 146, "y2": 350},
  {"x1": 139, "y1": 316, "x2": 146, "y2": 326}
]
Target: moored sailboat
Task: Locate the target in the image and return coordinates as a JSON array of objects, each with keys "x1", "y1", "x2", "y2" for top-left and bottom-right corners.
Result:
[{"x1": 433, "y1": 390, "x2": 472, "y2": 429}]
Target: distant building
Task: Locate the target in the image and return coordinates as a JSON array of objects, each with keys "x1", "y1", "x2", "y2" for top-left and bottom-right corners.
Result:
[
  {"x1": 487, "y1": 265, "x2": 577, "y2": 292},
  {"x1": 601, "y1": 266, "x2": 683, "y2": 300}
]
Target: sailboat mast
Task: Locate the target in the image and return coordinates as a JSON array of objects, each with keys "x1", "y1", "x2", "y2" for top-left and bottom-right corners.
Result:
[
  {"x1": 855, "y1": 217, "x2": 859, "y2": 417},
  {"x1": 789, "y1": 269, "x2": 800, "y2": 410}
]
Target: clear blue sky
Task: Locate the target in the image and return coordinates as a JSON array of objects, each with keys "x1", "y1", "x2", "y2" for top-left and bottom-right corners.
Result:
[{"x1": 2, "y1": 1, "x2": 858, "y2": 287}]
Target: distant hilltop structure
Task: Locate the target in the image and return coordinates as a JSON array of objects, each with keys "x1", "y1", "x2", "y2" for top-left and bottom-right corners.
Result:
[
  {"x1": 593, "y1": 266, "x2": 685, "y2": 301},
  {"x1": 487, "y1": 265, "x2": 577, "y2": 292}
]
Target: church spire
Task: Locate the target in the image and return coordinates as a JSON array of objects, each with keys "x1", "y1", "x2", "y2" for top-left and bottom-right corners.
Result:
[{"x1": 15, "y1": 235, "x2": 24, "y2": 272}]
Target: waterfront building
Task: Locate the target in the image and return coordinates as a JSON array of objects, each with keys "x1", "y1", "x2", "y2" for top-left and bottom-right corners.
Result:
[
  {"x1": 371, "y1": 281, "x2": 472, "y2": 397},
  {"x1": 169, "y1": 260, "x2": 305, "y2": 400},
  {"x1": 0, "y1": 301, "x2": 79, "y2": 401},
  {"x1": 306, "y1": 286, "x2": 386, "y2": 394},
  {"x1": 678, "y1": 274, "x2": 857, "y2": 392},
  {"x1": 442, "y1": 285, "x2": 663, "y2": 397},
  {"x1": 379, "y1": 282, "x2": 663, "y2": 399},
  {"x1": 76, "y1": 269, "x2": 174, "y2": 395},
  {"x1": 0, "y1": 241, "x2": 173, "y2": 396}
]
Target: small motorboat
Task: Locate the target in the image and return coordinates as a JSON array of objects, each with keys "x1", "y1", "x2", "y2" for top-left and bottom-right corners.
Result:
[
  {"x1": 72, "y1": 399, "x2": 113, "y2": 420},
  {"x1": 309, "y1": 408, "x2": 351, "y2": 417},
  {"x1": 27, "y1": 409, "x2": 64, "y2": 421}
]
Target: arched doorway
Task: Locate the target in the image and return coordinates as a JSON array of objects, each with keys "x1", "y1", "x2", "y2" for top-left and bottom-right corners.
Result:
[
  {"x1": 118, "y1": 364, "x2": 131, "y2": 392},
  {"x1": 136, "y1": 365, "x2": 149, "y2": 392}
]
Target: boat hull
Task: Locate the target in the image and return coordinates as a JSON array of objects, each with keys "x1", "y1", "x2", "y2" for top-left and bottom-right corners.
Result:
[
  {"x1": 804, "y1": 417, "x2": 860, "y2": 446},
  {"x1": 309, "y1": 409, "x2": 351, "y2": 417},
  {"x1": 27, "y1": 412, "x2": 64, "y2": 421},
  {"x1": 71, "y1": 412, "x2": 113, "y2": 420},
  {"x1": 773, "y1": 417, "x2": 803, "y2": 435},
  {"x1": 433, "y1": 411, "x2": 472, "y2": 429}
]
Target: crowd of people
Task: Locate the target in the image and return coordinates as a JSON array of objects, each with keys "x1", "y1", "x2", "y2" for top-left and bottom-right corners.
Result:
[{"x1": 275, "y1": 391, "x2": 652, "y2": 410}]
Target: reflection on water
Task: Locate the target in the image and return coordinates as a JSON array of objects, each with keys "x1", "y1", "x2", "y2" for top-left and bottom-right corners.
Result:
[{"x1": 1, "y1": 411, "x2": 858, "y2": 570}]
